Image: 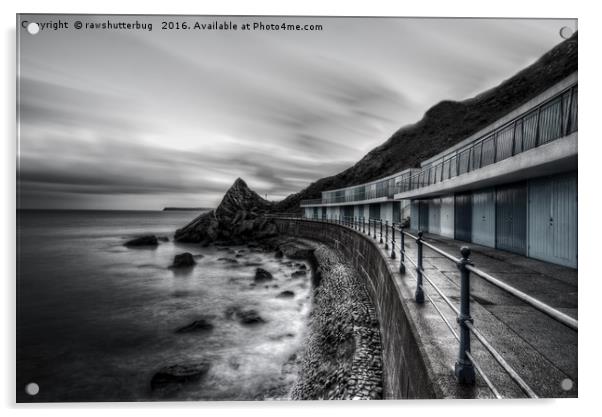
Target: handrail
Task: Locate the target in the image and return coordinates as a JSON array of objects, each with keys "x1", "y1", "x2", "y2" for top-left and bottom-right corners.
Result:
[
  {"x1": 465, "y1": 265, "x2": 578, "y2": 331},
  {"x1": 276, "y1": 215, "x2": 577, "y2": 398}
]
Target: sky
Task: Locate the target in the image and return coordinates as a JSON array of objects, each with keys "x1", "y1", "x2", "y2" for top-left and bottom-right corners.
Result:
[{"x1": 17, "y1": 15, "x2": 577, "y2": 210}]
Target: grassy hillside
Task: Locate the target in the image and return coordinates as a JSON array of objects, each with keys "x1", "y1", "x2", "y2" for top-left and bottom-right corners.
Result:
[{"x1": 274, "y1": 33, "x2": 577, "y2": 213}]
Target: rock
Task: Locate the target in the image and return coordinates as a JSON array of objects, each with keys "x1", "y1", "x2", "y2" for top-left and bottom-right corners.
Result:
[
  {"x1": 292, "y1": 270, "x2": 307, "y2": 278},
  {"x1": 124, "y1": 235, "x2": 158, "y2": 247},
  {"x1": 275, "y1": 250, "x2": 284, "y2": 258},
  {"x1": 175, "y1": 318, "x2": 214, "y2": 333},
  {"x1": 278, "y1": 239, "x2": 315, "y2": 259},
  {"x1": 238, "y1": 309, "x2": 265, "y2": 325},
  {"x1": 225, "y1": 306, "x2": 266, "y2": 325},
  {"x1": 254, "y1": 268, "x2": 273, "y2": 282},
  {"x1": 277, "y1": 290, "x2": 295, "y2": 298},
  {"x1": 157, "y1": 236, "x2": 169, "y2": 242},
  {"x1": 151, "y1": 362, "x2": 211, "y2": 390},
  {"x1": 298, "y1": 264, "x2": 307, "y2": 270},
  {"x1": 174, "y1": 178, "x2": 277, "y2": 243},
  {"x1": 170, "y1": 252, "x2": 196, "y2": 268},
  {"x1": 218, "y1": 257, "x2": 238, "y2": 264}
]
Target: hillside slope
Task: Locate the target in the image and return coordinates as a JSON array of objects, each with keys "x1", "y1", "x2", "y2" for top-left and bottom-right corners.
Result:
[{"x1": 274, "y1": 33, "x2": 577, "y2": 213}]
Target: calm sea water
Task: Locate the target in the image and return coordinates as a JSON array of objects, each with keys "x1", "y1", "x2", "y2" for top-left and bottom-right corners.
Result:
[{"x1": 17, "y1": 210, "x2": 311, "y2": 402}]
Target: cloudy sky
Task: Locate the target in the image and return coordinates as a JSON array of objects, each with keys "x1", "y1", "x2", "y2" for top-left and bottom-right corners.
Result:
[{"x1": 17, "y1": 15, "x2": 576, "y2": 210}]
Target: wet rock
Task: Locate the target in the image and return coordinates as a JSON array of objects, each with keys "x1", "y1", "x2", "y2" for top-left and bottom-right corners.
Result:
[
  {"x1": 275, "y1": 250, "x2": 284, "y2": 258},
  {"x1": 254, "y1": 268, "x2": 273, "y2": 282},
  {"x1": 174, "y1": 178, "x2": 277, "y2": 243},
  {"x1": 238, "y1": 310, "x2": 265, "y2": 324},
  {"x1": 225, "y1": 306, "x2": 266, "y2": 325},
  {"x1": 278, "y1": 240, "x2": 315, "y2": 259},
  {"x1": 218, "y1": 257, "x2": 238, "y2": 264},
  {"x1": 124, "y1": 235, "x2": 158, "y2": 247},
  {"x1": 277, "y1": 290, "x2": 295, "y2": 298},
  {"x1": 157, "y1": 236, "x2": 170, "y2": 242},
  {"x1": 170, "y1": 252, "x2": 196, "y2": 268},
  {"x1": 175, "y1": 318, "x2": 214, "y2": 333},
  {"x1": 151, "y1": 362, "x2": 211, "y2": 390},
  {"x1": 291, "y1": 270, "x2": 307, "y2": 278}
]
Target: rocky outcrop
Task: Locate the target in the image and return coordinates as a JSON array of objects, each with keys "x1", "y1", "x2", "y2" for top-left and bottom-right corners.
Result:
[{"x1": 174, "y1": 178, "x2": 278, "y2": 244}]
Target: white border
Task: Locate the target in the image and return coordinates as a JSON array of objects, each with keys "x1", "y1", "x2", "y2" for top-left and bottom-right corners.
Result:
[{"x1": 2, "y1": 1, "x2": 599, "y2": 416}]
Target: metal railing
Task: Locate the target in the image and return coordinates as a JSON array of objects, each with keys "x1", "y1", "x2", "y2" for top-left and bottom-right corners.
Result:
[
  {"x1": 285, "y1": 215, "x2": 578, "y2": 398},
  {"x1": 300, "y1": 83, "x2": 577, "y2": 206}
]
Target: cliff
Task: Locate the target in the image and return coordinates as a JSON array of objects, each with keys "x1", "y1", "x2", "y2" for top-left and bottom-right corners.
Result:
[{"x1": 273, "y1": 33, "x2": 577, "y2": 213}]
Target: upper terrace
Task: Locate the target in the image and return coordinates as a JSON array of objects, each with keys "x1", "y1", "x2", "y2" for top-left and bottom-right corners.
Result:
[{"x1": 301, "y1": 73, "x2": 577, "y2": 207}]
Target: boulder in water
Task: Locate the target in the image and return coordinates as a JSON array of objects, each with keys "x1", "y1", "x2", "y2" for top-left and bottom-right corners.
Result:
[
  {"x1": 225, "y1": 306, "x2": 266, "y2": 325},
  {"x1": 277, "y1": 290, "x2": 295, "y2": 298},
  {"x1": 292, "y1": 270, "x2": 307, "y2": 278},
  {"x1": 175, "y1": 318, "x2": 214, "y2": 333},
  {"x1": 254, "y1": 268, "x2": 273, "y2": 282},
  {"x1": 124, "y1": 235, "x2": 158, "y2": 247},
  {"x1": 151, "y1": 362, "x2": 211, "y2": 390},
  {"x1": 170, "y1": 252, "x2": 196, "y2": 268}
]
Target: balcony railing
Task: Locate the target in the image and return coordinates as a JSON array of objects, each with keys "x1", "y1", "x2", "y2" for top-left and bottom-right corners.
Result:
[
  {"x1": 396, "y1": 84, "x2": 577, "y2": 192},
  {"x1": 300, "y1": 83, "x2": 577, "y2": 207}
]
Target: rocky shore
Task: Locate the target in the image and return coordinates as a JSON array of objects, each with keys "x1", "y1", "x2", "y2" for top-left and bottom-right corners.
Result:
[
  {"x1": 168, "y1": 177, "x2": 384, "y2": 399},
  {"x1": 291, "y1": 244, "x2": 383, "y2": 400}
]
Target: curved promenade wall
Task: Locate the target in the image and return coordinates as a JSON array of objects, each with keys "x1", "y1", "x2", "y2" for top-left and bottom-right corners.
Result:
[{"x1": 273, "y1": 218, "x2": 438, "y2": 399}]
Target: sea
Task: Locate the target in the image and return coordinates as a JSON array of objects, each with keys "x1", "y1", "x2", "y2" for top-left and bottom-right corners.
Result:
[{"x1": 16, "y1": 210, "x2": 312, "y2": 402}]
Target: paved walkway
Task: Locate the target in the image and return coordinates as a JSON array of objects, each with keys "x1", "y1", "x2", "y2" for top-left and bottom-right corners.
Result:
[{"x1": 384, "y1": 229, "x2": 577, "y2": 398}]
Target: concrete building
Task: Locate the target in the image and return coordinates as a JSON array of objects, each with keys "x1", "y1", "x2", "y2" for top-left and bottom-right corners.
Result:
[{"x1": 301, "y1": 72, "x2": 577, "y2": 268}]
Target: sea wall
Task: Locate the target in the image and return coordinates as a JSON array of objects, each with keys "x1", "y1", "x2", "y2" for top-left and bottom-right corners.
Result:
[{"x1": 274, "y1": 218, "x2": 438, "y2": 399}]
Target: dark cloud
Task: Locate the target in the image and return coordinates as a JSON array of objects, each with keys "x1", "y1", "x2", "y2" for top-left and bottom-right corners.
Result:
[{"x1": 17, "y1": 15, "x2": 576, "y2": 209}]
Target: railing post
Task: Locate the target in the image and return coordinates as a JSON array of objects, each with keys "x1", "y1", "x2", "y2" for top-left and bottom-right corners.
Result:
[
  {"x1": 399, "y1": 227, "x2": 406, "y2": 273},
  {"x1": 379, "y1": 219, "x2": 383, "y2": 244},
  {"x1": 373, "y1": 219, "x2": 377, "y2": 240},
  {"x1": 384, "y1": 221, "x2": 389, "y2": 250},
  {"x1": 362, "y1": 217, "x2": 366, "y2": 234},
  {"x1": 455, "y1": 246, "x2": 475, "y2": 385},
  {"x1": 415, "y1": 231, "x2": 425, "y2": 304},
  {"x1": 391, "y1": 223, "x2": 396, "y2": 259}
]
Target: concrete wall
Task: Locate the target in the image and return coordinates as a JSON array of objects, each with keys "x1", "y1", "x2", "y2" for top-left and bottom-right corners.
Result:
[{"x1": 273, "y1": 218, "x2": 438, "y2": 399}]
